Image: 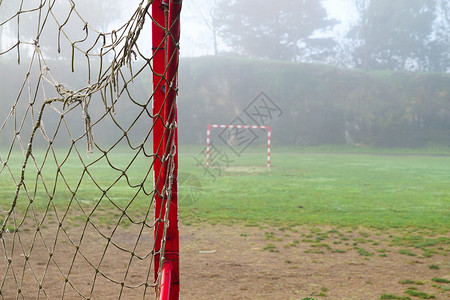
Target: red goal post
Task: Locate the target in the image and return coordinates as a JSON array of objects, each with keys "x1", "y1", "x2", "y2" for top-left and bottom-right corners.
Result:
[
  {"x1": 152, "y1": 1, "x2": 181, "y2": 299},
  {"x1": 206, "y1": 124, "x2": 272, "y2": 168}
]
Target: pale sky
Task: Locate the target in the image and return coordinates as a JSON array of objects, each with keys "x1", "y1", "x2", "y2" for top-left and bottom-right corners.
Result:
[
  {"x1": 179, "y1": 0, "x2": 359, "y2": 57},
  {"x1": 322, "y1": 0, "x2": 359, "y2": 34},
  {"x1": 0, "y1": 1, "x2": 359, "y2": 58},
  {"x1": 72, "y1": 0, "x2": 360, "y2": 57}
]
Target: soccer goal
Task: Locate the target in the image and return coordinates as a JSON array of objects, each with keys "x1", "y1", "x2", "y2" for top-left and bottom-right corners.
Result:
[
  {"x1": 206, "y1": 124, "x2": 272, "y2": 168},
  {"x1": 0, "y1": 1, "x2": 181, "y2": 299}
]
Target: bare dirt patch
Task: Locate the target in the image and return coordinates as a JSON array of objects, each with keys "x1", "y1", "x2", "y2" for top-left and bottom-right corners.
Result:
[
  {"x1": 180, "y1": 224, "x2": 449, "y2": 300},
  {"x1": 0, "y1": 220, "x2": 156, "y2": 300},
  {"x1": 1, "y1": 222, "x2": 448, "y2": 299}
]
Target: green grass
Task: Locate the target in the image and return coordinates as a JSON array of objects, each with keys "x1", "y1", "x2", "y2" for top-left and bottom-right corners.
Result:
[
  {"x1": 390, "y1": 236, "x2": 449, "y2": 248},
  {"x1": 358, "y1": 248, "x2": 374, "y2": 256},
  {"x1": 404, "y1": 289, "x2": 435, "y2": 299},
  {"x1": 380, "y1": 294, "x2": 411, "y2": 300},
  {"x1": 399, "y1": 280, "x2": 425, "y2": 285},
  {"x1": 0, "y1": 147, "x2": 157, "y2": 224},
  {"x1": 428, "y1": 264, "x2": 440, "y2": 270},
  {"x1": 179, "y1": 146, "x2": 450, "y2": 231},
  {"x1": 399, "y1": 249, "x2": 417, "y2": 256},
  {"x1": 1, "y1": 146, "x2": 450, "y2": 233},
  {"x1": 431, "y1": 277, "x2": 450, "y2": 283}
]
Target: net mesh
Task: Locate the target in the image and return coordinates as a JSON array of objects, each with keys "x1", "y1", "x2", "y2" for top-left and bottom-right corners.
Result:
[{"x1": 0, "y1": 0, "x2": 178, "y2": 298}]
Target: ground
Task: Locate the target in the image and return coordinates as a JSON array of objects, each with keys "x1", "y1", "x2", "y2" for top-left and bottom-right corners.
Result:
[
  {"x1": 180, "y1": 223, "x2": 449, "y2": 300},
  {"x1": 0, "y1": 222, "x2": 448, "y2": 299}
]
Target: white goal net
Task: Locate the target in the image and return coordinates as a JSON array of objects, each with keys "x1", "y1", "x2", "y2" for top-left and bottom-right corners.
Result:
[{"x1": 0, "y1": 0, "x2": 181, "y2": 298}]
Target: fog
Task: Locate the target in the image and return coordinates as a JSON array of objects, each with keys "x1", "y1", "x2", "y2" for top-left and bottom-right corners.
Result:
[{"x1": 1, "y1": 0, "x2": 449, "y2": 149}]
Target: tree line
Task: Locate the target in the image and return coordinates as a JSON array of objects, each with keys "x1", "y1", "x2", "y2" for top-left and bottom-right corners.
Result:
[
  {"x1": 2, "y1": 1, "x2": 449, "y2": 149},
  {"x1": 1, "y1": 56, "x2": 449, "y2": 148},
  {"x1": 177, "y1": 56, "x2": 450, "y2": 147},
  {"x1": 2, "y1": 0, "x2": 449, "y2": 72},
  {"x1": 199, "y1": 0, "x2": 450, "y2": 72}
]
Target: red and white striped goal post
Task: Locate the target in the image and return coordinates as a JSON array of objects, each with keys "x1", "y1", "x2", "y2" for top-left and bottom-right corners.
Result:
[{"x1": 206, "y1": 124, "x2": 272, "y2": 168}]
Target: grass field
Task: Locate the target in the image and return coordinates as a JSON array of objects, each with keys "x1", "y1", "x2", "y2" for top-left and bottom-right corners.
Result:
[
  {"x1": 179, "y1": 145, "x2": 450, "y2": 232},
  {"x1": 1, "y1": 145, "x2": 449, "y2": 232},
  {"x1": 1, "y1": 145, "x2": 449, "y2": 299},
  {"x1": 178, "y1": 145, "x2": 449, "y2": 299}
]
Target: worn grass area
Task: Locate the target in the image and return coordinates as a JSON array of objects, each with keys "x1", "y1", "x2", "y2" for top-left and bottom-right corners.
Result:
[{"x1": 180, "y1": 145, "x2": 450, "y2": 232}]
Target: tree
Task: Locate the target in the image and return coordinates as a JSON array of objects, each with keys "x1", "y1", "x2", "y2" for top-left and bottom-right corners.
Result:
[
  {"x1": 215, "y1": 0, "x2": 336, "y2": 61},
  {"x1": 350, "y1": 0, "x2": 436, "y2": 70},
  {"x1": 426, "y1": 0, "x2": 450, "y2": 72},
  {"x1": 184, "y1": 0, "x2": 222, "y2": 55}
]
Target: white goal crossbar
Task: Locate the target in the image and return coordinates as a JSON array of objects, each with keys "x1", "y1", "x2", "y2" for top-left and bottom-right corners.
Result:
[{"x1": 206, "y1": 124, "x2": 272, "y2": 168}]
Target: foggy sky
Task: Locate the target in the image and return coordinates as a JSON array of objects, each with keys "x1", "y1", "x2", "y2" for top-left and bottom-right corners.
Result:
[{"x1": 180, "y1": 0, "x2": 358, "y2": 57}]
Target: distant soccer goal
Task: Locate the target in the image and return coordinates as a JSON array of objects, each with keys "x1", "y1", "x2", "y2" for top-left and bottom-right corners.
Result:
[
  {"x1": 0, "y1": 0, "x2": 181, "y2": 299},
  {"x1": 206, "y1": 124, "x2": 272, "y2": 168}
]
